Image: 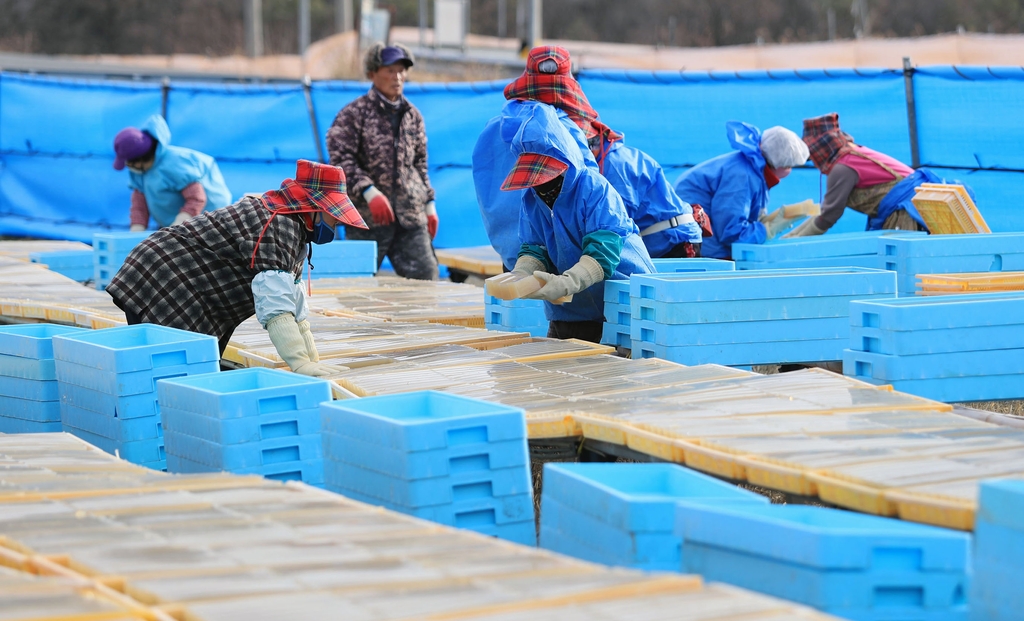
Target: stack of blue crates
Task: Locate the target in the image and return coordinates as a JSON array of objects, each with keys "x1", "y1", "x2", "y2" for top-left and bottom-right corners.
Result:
[
  {"x1": 971, "y1": 478, "x2": 1024, "y2": 621},
  {"x1": 600, "y1": 280, "x2": 632, "y2": 348},
  {"x1": 0, "y1": 324, "x2": 86, "y2": 433},
  {"x1": 677, "y1": 503, "x2": 970, "y2": 620},
  {"x1": 93, "y1": 231, "x2": 151, "y2": 290},
  {"x1": 843, "y1": 292, "x2": 1024, "y2": 402},
  {"x1": 29, "y1": 250, "x2": 95, "y2": 282},
  {"x1": 159, "y1": 368, "x2": 331, "y2": 485},
  {"x1": 602, "y1": 260, "x2": 735, "y2": 349},
  {"x1": 630, "y1": 267, "x2": 897, "y2": 366},
  {"x1": 485, "y1": 294, "x2": 547, "y2": 337},
  {"x1": 879, "y1": 233, "x2": 1024, "y2": 296},
  {"x1": 51, "y1": 324, "x2": 219, "y2": 470},
  {"x1": 308, "y1": 240, "x2": 377, "y2": 278},
  {"x1": 539, "y1": 463, "x2": 767, "y2": 571},
  {"x1": 321, "y1": 391, "x2": 535, "y2": 545},
  {"x1": 733, "y1": 231, "x2": 925, "y2": 271}
]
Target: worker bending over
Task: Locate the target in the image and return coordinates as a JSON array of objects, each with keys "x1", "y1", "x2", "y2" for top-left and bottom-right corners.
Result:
[
  {"x1": 106, "y1": 160, "x2": 367, "y2": 376},
  {"x1": 674, "y1": 122, "x2": 808, "y2": 259}
]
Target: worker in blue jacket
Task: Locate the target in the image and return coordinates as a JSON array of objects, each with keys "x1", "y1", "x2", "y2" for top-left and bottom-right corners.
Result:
[
  {"x1": 500, "y1": 102, "x2": 654, "y2": 343},
  {"x1": 674, "y1": 121, "x2": 808, "y2": 260},
  {"x1": 113, "y1": 114, "x2": 233, "y2": 230}
]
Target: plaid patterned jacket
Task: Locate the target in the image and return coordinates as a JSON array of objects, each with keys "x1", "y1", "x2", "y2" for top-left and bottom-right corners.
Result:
[
  {"x1": 326, "y1": 90, "x2": 435, "y2": 230},
  {"x1": 106, "y1": 196, "x2": 307, "y2": 340}
]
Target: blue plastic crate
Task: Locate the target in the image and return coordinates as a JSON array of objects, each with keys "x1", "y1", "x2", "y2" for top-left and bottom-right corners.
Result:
[
  {"x1": 465, "y1": 518, "x2": 536, "y2": 546},
  {"x1": 0, "y1": 324, "x2": 87, "y2": 360},
  {"x1": 849, "y1": 323, "x2": 1024, "y2": 356},
  {"x1": 632, "y1": 293, "x2": 895, "y2": 325},
  {"x1": 630, "y1": 267, "x2": 897, "y2": 304},
  {"x1": 0, "y1": 394, "x2": 61, "y2": 422},
  {"x1": 484, "y1": 294, "x2": 544, "y2": 309},
  {"x1": 55, "y1": 359, "x2": 219, "y2": 396},
  {"x1": 737, "y1": 254, "x2": 883, "y2": 271},
  {"x1": 652, "y1": 258, "x2": 736, "y2": 273},
  {"x1": 60, "y1": 382, "x2": 160, "y2": 420},
  {"x1": 632, "y1": 316, "x2": 849, "y2": 347},
  {"x1": 879, "y1": 232, "x2": 1024, "y2": 259},
  {"x1": 167, "y1": 452, "x2": 324, "y2": 484},
  {"x1": 735, "y1": 231, "x2": 926, "y2": 264},
  {"x1": 603, "y1": 280, "x2": 631, "y2": 305},
  {"x1": 845, "y1": 372, "x2": 1024, "y2": 403},
  {"x1": 320, "y1": 391, "x2": 526, "y2": 452},
  {"x1": 849, "y1": 293, "x2": 1024, "y2": 331},
  {"x1": 156, "y1": 368, "x2": 331, "y2": 419},
  {"x1": 52, "y1": 324, "x2": 219, "y2": 373},
  {"x1": 600, "y1": 323, "x2": 631, "y2": 349},
  {"x1": 683, "y1": 541, "x2": 968, "y2": 619},
  {"x1": 602, "y1": 302, "x2": 631, "y2": 326},
  {"x1": 0, "y1": 418, "x2": 63, "y2": 433},
  {"x1": 60, "y1": 402, "x2": 162, "y2": 442},
  {"x1": 973, "y1": 518, "x2": 1024, "y2": 570},
  {"x1": 323, "y1": 459, "x2": 531, "y2": 508},
  {"x1": 30, "y1": 249, "x2": 94, "y2": 270},
  {"x1": 329, "y1": 483, "x2": 534, "y2": 528},
  {"x1": 64, "y1": 426, "x2": 165, "y2": 463},
  {"x1": 0, "y1": 376, "x2": 59, "y2": 401},
  {"x1": 164, "y1": 430, "x2": 322, "y2": 469},
  {"x1": 0, "y1": 354, "x2": 57, "y2": 381},
  {"x1": 313, "y1": 240, "x2": 378, "y2": 273},
  {"x1": 161, "y1": 405, "x2": 320, "y2": 445},
  {"x1": 542, "y1": 463, "x2": 767, "y2": 533},
  {"x1": 887, "y1": 255, "x2": 1024, "y2": 294},
  {"x1": 843, "y1": 348, "x2": 1024, "y2": 381},
  {"x1": 977, "y1": 478, "x2": 1024, "y2": 532},
  {"x1": 970, "y1": 553, "x2": 1021, "y2": 621},
  {"x1": 321, "y1": 431, "x2": 528, "y2": 480},
  {"x1": 93, "y1": 231, "x2": 152, "y2": 254},
  {"x1": 676, "y1": 503, "x2": 969, "y2": 572},
  {"x1": 541, "y1": 497, "x2": 680, "y2": 565},
  {"x1": 485, "y1": 304, "x2": 547, "y2": 329},
  {"x1": 635, "y1": 338, "x2": 848, "y2": 366},
  {"x1": 539, "y1": 525, "x2": 674, "y2": 571}
]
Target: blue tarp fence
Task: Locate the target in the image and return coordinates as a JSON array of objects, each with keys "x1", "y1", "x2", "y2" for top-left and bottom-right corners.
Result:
[{"x1": 1, "y1": 66, "x2": 1023, "y2": 246}]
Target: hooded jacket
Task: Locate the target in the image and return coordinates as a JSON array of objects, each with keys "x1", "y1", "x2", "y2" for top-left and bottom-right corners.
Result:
[
  {"x1": 502, "y1": 102, "x2": 654, "y2": 323},
  {"x1": 673, "y1": 122, "x2": 770, "y2": 259},
  {"x1": 127, "y1": 115, "x2": 233, "y2": 228}
]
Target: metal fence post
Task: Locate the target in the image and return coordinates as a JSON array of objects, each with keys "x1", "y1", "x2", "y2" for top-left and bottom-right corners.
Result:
[
  {"x1": 161, "y1": 76, "x2": 171, "y2": 121},
  {"x1": 903, "y1": 56, "x2": 921, "y2": 169},
  {"x1": 302, "y1": 75, "x2": 327, "y2": 163}
]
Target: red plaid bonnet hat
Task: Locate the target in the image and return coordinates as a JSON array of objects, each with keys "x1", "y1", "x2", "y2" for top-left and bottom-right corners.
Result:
[
  {"x1": 501, "y1": 152, "x2": 569, "y2": 192},
  {"x1": 504, "y1": 46, "x2": 621, "y2": 144},
  {"x1": 261, "y1": 160, "x2": 367, "y2": 229},
  {"x1": 802, "y1": 113, "x2": 855, "y2": 174}
]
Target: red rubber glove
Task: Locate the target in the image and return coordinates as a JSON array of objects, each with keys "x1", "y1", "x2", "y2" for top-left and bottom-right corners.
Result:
[
  {"x1": 425, "y1": 201, "x2": 438, "y2": 239},
  {"x1": 363, "y1": 186, "x2": 395, "y2": 226}
]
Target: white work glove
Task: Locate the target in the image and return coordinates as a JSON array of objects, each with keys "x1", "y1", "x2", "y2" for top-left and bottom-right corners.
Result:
[
  {"x1": 782, "y1": 218, "x2": 826, "y2": 239},
  {"x1": 129, "y1": 224, "x2": 146, "y2": 232},
  {"x1": 266, "y1": 313, "x2": 335, "y2": 377},
  {"x1": 528, "y1": 255, "x2": 604, "y2": 303},
  {"x1": 172, "y1": 212, "x2": 192, "y2": 226},
  {"x1": 512, "y1": 254, "x2": 546, "y2": 276},
  {"x1": 297, "y1": 319, "x2": 319, "y2": 362}
]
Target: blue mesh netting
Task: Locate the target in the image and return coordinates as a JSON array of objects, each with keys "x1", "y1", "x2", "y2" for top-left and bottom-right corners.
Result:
[{"x1": 1, "y1": 66, "x2": 1022, "y2": 244}]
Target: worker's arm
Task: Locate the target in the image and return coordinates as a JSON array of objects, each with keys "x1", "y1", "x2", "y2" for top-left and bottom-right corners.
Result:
[
  {"x1": 325, "y1": 105, "x2": 374, "y2": 198},
  {"x1": 252, "y1": 271, "x2": 334, "y2": 377},
  {"x1": 813, "y1": 163, "x2": 859, "y2": 231},
  {"x1": 129, "y1": 190, "x2": 149, "y2": 232},
  {"x1": 708, "y1": 172, "x2": 766, "y2": 246},
  {"x1": 527, "y1": 231, "x2": 619, "y2": 303}
]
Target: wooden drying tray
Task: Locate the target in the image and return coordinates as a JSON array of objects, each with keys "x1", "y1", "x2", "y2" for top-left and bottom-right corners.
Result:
[{"x1": 435, "y1": 245, "x2": 505, "y2": 277}]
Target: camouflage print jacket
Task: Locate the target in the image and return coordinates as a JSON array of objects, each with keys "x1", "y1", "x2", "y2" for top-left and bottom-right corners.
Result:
[{"x1": 326, "y1": 88, "x2": 435, "y2": 230}]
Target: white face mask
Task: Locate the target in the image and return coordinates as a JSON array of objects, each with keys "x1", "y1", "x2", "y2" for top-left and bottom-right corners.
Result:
[{"x1": 126, "y1": 164, "x2": 145, "y2": 174}]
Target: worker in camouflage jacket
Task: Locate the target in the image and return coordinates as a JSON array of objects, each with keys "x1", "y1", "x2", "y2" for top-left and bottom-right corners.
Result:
[{"x1": 326, "y1": 43, "x2": 439, "y2": 280}]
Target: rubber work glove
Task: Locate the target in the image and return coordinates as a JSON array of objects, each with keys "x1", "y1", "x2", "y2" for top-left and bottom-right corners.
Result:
[
  {"x1": 129, "y1": 224, "x2": 146, "y2": 232},
  {"x1": 297, "y1": 319, "x2": 319, "y2": 362},
  {"x1": 172, "y1": 212, "x2": 192, "y2": 227},
  {"x1": 528, "y1": 255, "x2": 604, "y2": 303},
  {"x1": 363, "y1": 186, "x2": 395, "y2": 226},
  {"x1": 266, "y1": 313, "x2": 335, "y2": 377},
  {"x1": 782, "y1": 218, "x2": 826, "y2": 239},
  {"x1": 512, "y1": 254, "x2": 545, "y2": 276},
  {"x1": 425, "y1": 201, "x2": 439, "y2": 239}
]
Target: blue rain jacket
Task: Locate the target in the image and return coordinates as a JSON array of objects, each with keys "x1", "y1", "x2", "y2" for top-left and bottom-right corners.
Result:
[
  {"x1": 127, "y1": 115, "x2": 233, "y2": 228},
  {"x1": 474, "y1": 101, "x2": 594, "y2": 270},
  {"x1": 502, "y1": 102, "x2": 654, "y2": 323},
  {"x1": 673, "y1": 121, "x2": 769, "y2": 259},
  {"x1": 870, "y1": 167, "x2": 977, "y2": 232},
  {"x1": 600, "y1": 138, "x2": 702, "y2": 256}
]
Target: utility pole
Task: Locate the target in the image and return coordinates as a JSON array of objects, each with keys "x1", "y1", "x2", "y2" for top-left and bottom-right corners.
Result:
[
  {"x1": 827, "y1": 8, "x2": 836, "y2": 41},
  {"x1": 852, "y1": 0, "x2": 870, "y2": 38},
  {"x1": 528, "y1": 0, "x2": 542, "y2": 48},
  {"x1": 244, "y1": 0, "x2": 264, "y2": 57},
  {"x1": 299, "y1": 0, "x2": 311, "y2": 54},
  {"x1": 336, "y1": 0, "x2": 353, "y2": 32},
  {"x1": 498, "y1": 0, "x2": 507, "y2": 38},
  {"x1": 419, "y1": 0, "x2": 427, "y2": 47}
]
